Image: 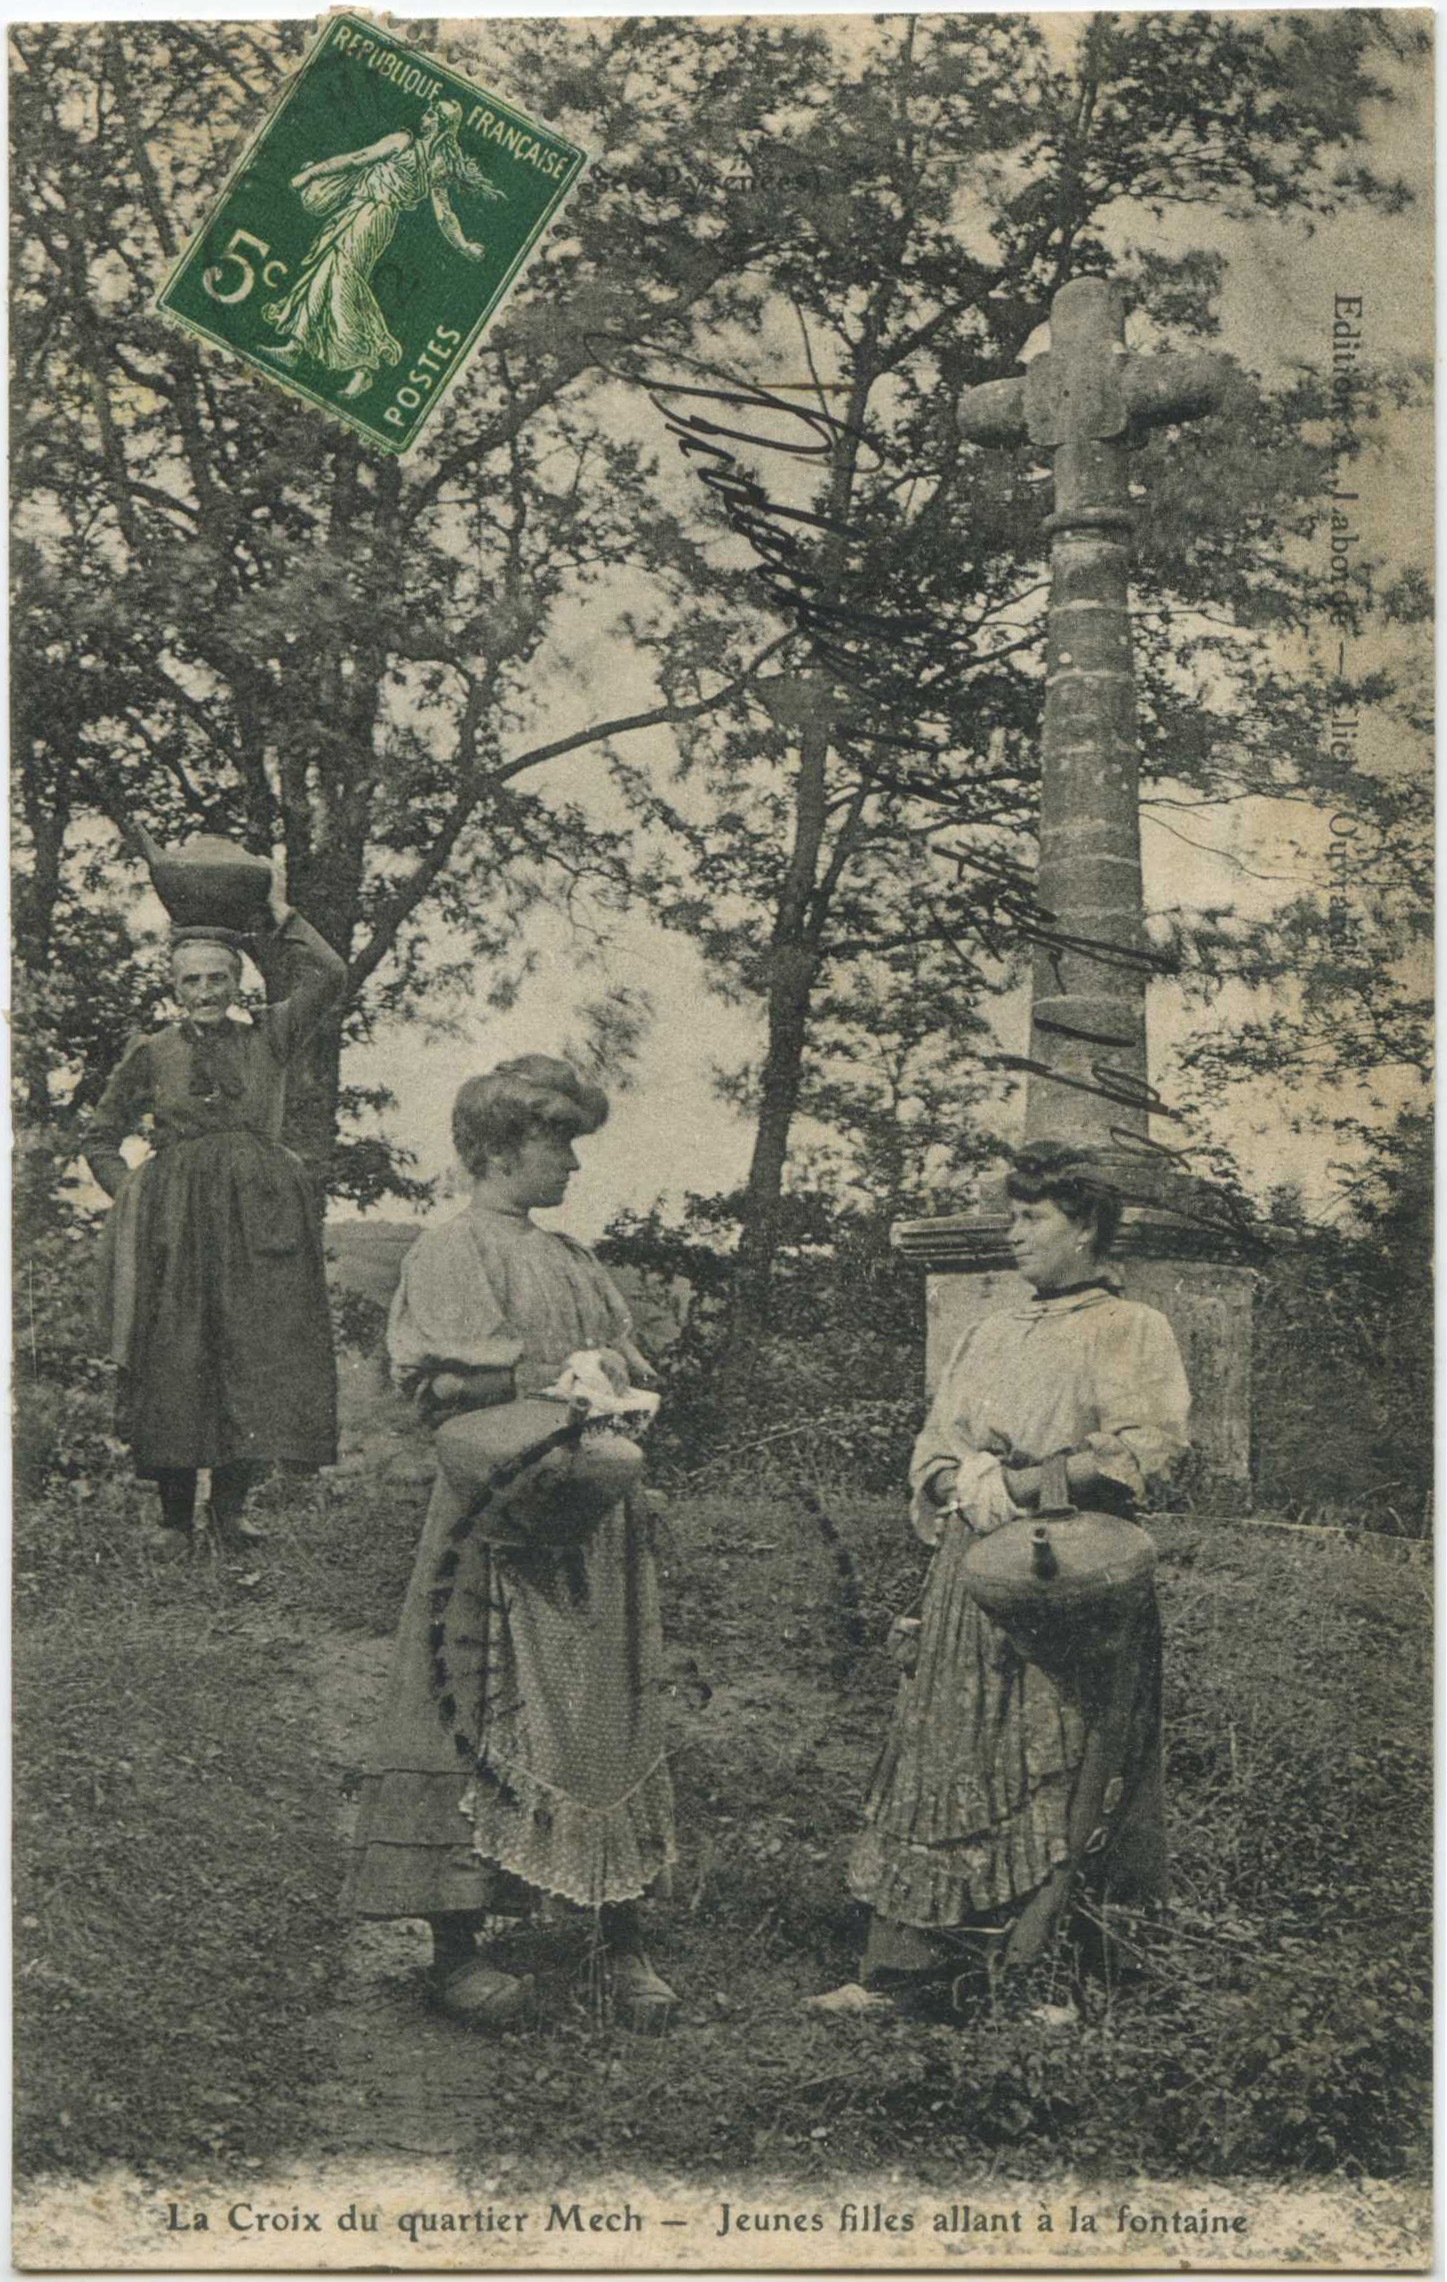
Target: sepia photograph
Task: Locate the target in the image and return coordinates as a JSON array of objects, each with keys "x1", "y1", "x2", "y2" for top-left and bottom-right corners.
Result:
[{"x1": 9, "y1": 6, "x2": 1433, "y2": 2271}]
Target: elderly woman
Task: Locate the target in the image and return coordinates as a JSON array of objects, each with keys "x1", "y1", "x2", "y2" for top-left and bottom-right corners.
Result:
[
  {"x1": 343, "y1": 1055, "x2": 677, "y2": 2028},
  {"x1": 83, "y1": 873, "x2": 346, "y2": 1554},
  {"x1": 822, "y1": 1143, "x2": 1190, "y2": 2015}
]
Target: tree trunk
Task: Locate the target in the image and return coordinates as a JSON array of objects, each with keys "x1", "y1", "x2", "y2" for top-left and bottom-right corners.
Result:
[
  {"x1": 283, "y1": 1017, "x2": 345, "y2": 1197},
  {"x1": 715, "y1": 341, "x2": 875, "y2": 1379},
  {"x1": 719, "y1": 707, "x2": 836, "y2": 1387},
  {"x1": 724, "y1": 939, "x2": 820, "y2": 1379}
]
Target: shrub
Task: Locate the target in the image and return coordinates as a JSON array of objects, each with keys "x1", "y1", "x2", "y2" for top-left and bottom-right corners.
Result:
[
  {"x1": 600, "y1": 1189, "x2": 924, "y2": 1491},
  {"x1": 13, "y1": 1217, "x2": 123, "y2": 1494}
]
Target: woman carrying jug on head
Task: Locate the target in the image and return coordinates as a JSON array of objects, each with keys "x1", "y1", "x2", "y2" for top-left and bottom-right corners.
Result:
[
  {"x1": 84, "y1": 846, "x2": 346, "y2": 1555},
  {"x1": 817, "y1": 1143, "x2": 1190, "y2": 2017}
]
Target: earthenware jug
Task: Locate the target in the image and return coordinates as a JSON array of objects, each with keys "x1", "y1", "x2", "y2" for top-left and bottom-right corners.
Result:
[
  {"x1": 963, "y1": 1458, "x2": 1156, "y2": 1672},
  {"x1": 435, "y1": 1398, "x2": 645, "y2": 1548},
  {"x1": 147, "y1": 833, "x2": 273, "y2": 933}
]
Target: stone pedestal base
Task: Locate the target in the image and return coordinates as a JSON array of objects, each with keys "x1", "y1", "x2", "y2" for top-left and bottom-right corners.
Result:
[
  {"x1": 895, "y1": 1210, "x2": 1255, "y2": 1515},
  {"x1": 1122, "y1": 1257, "x2": 1253, "y2": 1510}
]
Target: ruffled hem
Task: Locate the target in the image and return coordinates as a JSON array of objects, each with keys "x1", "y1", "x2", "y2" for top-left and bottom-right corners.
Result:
[
  {"x1": 460, "y1": 1752, "x2": 677, "y2": 1910},
  {"x1": 847, "y1": 1523, "x2": 1085, "y2": 1928},
  {"x1": 848, "y1": 1784, "x2": 1073, "y2": 1928}
]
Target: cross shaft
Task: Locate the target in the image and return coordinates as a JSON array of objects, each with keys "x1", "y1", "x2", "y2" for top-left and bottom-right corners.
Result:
[{"x1": 960, "y1": 276, "x2": 1229, "y2": 1147}]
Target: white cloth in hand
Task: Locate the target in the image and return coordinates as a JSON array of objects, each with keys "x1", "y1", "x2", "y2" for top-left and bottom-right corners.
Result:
[{"x1": 539, "y1": 1348, "x2": 661, "y2": 1429}]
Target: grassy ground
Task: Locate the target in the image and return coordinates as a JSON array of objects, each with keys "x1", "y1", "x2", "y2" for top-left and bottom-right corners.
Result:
[{"x1": 14, "y1": 1460, "x2": 1432, "y2": 2190}]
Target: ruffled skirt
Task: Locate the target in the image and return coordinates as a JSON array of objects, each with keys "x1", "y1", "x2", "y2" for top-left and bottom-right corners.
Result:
[
  {"x1": 344, "y1": 1472, "x2": 676, "y2": 1918},
  {"x1": 849, "y1": 1518, "x2": 1165, "y2": 1961}
]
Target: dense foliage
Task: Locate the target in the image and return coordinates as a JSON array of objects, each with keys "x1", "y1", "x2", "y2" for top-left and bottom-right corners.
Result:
[
  {"x1": 1251, "y1": 1109, "x2": 1433, "y2": 1529},
  {"x1": 12, "y1": 15, "x2": 1430, "y2": 1305}
]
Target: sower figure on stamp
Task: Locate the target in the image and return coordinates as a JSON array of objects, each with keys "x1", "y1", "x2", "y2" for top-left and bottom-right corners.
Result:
[
  {"x1": 260, "y1": 98, "x2": 504, "y2": 399},
  {"x1": 343, "y1": 1057, "x2": 679, "y2": 2032},
  {"x1": 84, "y1": 842, "x2": 346, "y2": 1556}
]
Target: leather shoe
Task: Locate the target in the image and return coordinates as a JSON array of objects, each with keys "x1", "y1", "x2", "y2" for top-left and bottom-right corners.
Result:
[
  {"x1": 610, "y1": 1950, "x2": 677, "y2": 2028},
  {"x1": 427, "y1": 1959, "x2": 533, "y2": 2030}
]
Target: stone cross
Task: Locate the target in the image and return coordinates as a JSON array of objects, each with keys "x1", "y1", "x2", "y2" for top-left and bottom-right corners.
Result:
[{"x1": 959, "y1": 276, "x2": 1229, "y2": 1149}]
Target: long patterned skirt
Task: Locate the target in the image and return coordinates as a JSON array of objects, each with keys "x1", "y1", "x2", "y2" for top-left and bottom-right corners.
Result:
[
  {"x1": 343, "y1": 1471, "x2": 676, "y2": 1921},
  {"x1": 849, "y1": 1518, "x2": 1166, "y2": 1982}
]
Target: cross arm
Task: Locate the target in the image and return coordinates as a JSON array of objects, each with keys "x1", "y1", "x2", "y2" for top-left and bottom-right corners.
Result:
[
  {"x1": 957, "y1": 374, "x2": 1028, "y2": 447},
  {"x1": 1121, "y1": 352, "x2": 1233, "y2": 434}
]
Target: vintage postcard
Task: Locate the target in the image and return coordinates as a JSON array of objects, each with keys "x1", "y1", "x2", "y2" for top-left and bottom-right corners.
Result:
[{"x1": 10, "y1": 6, "x2": 1432, "y2": 2276}]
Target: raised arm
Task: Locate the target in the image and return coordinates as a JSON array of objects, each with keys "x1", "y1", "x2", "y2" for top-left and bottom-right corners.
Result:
[{"x1": 251, "y1": 883, "x2": 348, "y2": 1063}]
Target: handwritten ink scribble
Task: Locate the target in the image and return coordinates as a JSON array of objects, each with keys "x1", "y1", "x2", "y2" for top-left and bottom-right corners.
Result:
[{"x1": 588, "y1": 333, "x2": 1255, "y2": 1252}]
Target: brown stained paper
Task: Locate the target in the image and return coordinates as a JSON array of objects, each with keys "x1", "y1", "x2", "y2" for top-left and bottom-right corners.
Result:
[
  {"x1": 10, "y1": 2169, "x2": 1433, "y2": 2271},
  {"x1": 11, "y1": 7, "x2": 1432, "y2": 2277}
]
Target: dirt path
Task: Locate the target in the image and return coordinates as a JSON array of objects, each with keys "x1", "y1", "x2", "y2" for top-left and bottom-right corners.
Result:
[
  {"x1": 302, "y1": 1634, "x2": 856, "y2": 2168},
  {"x1": 305, "y1": 1633, "x2": 475, "y2": 2164},
  {"x1": 13, "y1": 1619, "x2": 1430, "y2": 2271},
  {"x1": 284, "y1": 1632, "x2": 1430, "y2": 2272}
]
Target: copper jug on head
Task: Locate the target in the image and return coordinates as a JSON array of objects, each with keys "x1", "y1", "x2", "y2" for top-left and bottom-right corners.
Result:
[
  {"x1": 963, "y1": 1455, "x2": 1157, "y2": 1676},
  {"x1": 147, "y1": 833, "x2": 272, "y2": 934}
]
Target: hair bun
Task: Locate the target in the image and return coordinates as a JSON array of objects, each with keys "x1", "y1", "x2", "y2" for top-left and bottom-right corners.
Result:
[{"x1": 1010, "y1": 1141, "x2": 1112, "y2": 1190}]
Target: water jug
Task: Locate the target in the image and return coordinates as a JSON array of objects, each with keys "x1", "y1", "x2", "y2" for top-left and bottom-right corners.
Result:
[
  {"x1": 148, "y1": 834, "x2": 273, "y2": 933},
  {"x1": 964, "y1": 1469, "x2": 1156, "y2": 1674},
  {"x1": 435, "y1": 1397, "x2": 645, "y2": 1548}
]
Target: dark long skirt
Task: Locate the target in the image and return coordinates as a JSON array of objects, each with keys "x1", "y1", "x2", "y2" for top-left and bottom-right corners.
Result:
[
  {"x1": 850, "y1": 1516, "x2": 1166, "y2": 1991},
  {"x1": 101, "y1": 1130, "x2": 337, "y2": 1474}
]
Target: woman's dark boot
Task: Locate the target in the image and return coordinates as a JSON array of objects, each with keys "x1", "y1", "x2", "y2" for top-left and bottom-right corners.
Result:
[
  {"x1": 208, "y1": 1461, "x2": 266, "y2": 1550},
  {"x1": 424, "y1": 1912, "x2": 531, "y2": 2031},
  {"x1": 143, "y1": 1470, "x2": 197, "y2": 1559},
  {"x1": 599, "y1": 1901, "x2": 677, "y2": 2025}
]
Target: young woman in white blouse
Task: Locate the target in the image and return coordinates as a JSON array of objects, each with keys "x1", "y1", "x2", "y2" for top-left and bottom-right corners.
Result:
[
  {"x1": 344, "y1": 1057, "x2": 676, "y2": 2029},
  {"x1": 827, "y1": 1143, "x2": 1191, "y2": 2015}
]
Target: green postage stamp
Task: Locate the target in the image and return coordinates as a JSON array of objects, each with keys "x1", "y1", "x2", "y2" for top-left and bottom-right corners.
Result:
[{"x1": 157, "y1": 14, "x2": 587, "y2": 453}]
